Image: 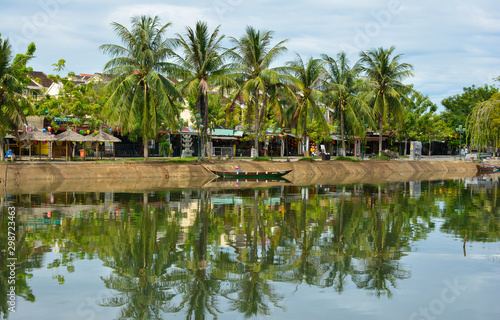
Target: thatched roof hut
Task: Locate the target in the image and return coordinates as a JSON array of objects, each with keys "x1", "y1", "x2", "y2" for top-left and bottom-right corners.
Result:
[
  {"x1": 19, "y1": 128, "x2": 57, "y2": 160},
  {"x1": 55, "y1": 130, "x2": 91, "y2": 142},
  {"x1": 20, "y1": 128, "x2": 57, "y2": 142},
  {"x1": 55, "y1": 130, "x2": 91, "y2": 160},
  {"x1": 89, "y1": 131, "x2": 121, "y2": 159},
  {"x1": 89, "y1": 131, "x2": 121, "y2": 143}
]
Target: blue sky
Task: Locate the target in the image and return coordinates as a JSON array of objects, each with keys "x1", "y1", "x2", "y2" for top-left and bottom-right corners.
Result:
[{"x1": 1, "y1": 0, "x2": 500, "y2": 111}]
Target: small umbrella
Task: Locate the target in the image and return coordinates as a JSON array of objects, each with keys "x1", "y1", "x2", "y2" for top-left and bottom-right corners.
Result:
[
  {"x1": 20, "y1": 128, "x2": 57, "y2": 161},
  {"x1": 89, "y1": 131, "x2": 121, "y2": 159},
  {"x1": 55, "y1": 130, "x2": 91, "y2": 160}
]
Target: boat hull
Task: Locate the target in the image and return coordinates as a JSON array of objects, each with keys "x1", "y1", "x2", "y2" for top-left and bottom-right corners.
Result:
[
  {"x1": 476, "y1": 164, "x2": 496, "y2": 172},
  {"x1": 209, "y1": 169, "x2": 292, "y2": 179}
]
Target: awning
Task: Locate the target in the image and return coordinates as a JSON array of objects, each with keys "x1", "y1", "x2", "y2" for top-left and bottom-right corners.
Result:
[
  {"x1": 212, "y1": 136, "x2": 237, "y2": 140},
  {"x1": 212, "y1": 129, "x2": 234, "y2": 136}
]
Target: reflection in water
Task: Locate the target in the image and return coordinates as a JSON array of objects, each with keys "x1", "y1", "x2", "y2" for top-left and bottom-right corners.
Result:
[{"x1": 1, "y1": 175, "x2": 500, "y2": 319}]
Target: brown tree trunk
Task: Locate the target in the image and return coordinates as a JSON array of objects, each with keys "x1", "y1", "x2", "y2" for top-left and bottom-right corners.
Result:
[
  {"x1": 197, "y1": 91, "x2": 209, "y2": 159},
  {"x1": 340, "y1": 104, "x2": 346, "y2": 155},
  {"x1": 143, "y1": 135, "x2": 148, "y2": 161},
  {"x1": 253, "y1": 92, "x2": 260, "y2": 157},
  {"x1": 404, "y1": 134, "x2": 408, "y2": 156},
  {"x1": 378, "y1": 114, "x2": 383, "y2": 155}
]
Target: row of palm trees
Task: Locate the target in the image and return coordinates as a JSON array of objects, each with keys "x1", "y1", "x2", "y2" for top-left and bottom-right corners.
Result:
[
  {"x1": 100, "y1": 15, "x2": 416, "y2": 160},
  {"x1": 2, "y1": 16, "x2": 415, "y2": 161}
]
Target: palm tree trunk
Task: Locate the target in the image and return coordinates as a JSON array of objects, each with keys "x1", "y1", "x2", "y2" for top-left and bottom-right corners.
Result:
[
  {"x1": 143, "y1": 136, "x2": 148, "y2": 161},
  {"x1": 340, "y1": 105, "x2": 346, "y2": 156},
  {"x1": 197, "y1": 91, "x2": 209, "y2": 159},
  {"x1": 254, "y1": 92, "x2": 259, "y2": 157},
  {"x1": 0, "y1": 137, "x2": 4, "y2": 162},
  {"x1": 302, "y1": 127, "x2": 306, "y2": 156},
  {"x1": 378, "y1": 115, "x2": 383, "y2": 155},
  {"x1": 247, "y1": 101, "x2": 252, "y2": 129},
  {"x1": 259, "y1": 87, "x2": 268, "y2": 124},
  {"x1": 143, "y1": 83, "x2": 149, "y2": 161},
  {"x1": 204, "y1": 92, "x2": 210, "y2": 159},
  {"x1": 404, "y1": 133, "x2": 408, "y2": 156}
]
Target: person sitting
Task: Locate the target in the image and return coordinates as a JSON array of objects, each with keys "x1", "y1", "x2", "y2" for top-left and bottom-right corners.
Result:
[{"x1": 5, "y1": 149, "x2": 15, "y2": 161}]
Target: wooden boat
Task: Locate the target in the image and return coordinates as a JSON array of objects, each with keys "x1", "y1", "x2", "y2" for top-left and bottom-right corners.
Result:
[
  {"x1": 476, "y1": 163, "x2": 496, "y2": 172},
  {"x1": 209, "y1": 169, "x2": 292, "y2": 179}
]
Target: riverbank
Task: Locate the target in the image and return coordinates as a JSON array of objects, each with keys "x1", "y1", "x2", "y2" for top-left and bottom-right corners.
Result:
[{"x1": 0, "y1": 159, "x2": 479, "y2": 194}]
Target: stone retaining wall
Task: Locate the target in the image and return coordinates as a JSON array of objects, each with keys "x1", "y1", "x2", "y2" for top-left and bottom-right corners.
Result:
[{"x1": 0, "y1": 160, "x2": 478, "y2": 194}]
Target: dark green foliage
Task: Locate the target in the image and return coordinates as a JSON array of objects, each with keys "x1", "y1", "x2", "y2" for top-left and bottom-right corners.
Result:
[
  {"x1": 334, "y1": 156, "x2": 361, "y2": 162},
  {"x1": 441, "y1": 84, "x2": 498, "y2": 129}
]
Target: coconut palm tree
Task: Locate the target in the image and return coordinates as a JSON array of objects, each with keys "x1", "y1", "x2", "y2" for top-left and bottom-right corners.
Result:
[
  {"x1": 100, "y1": 15, "x2": 181, "y2": 160},
  {"x1": 229, "y1": 27, "x2": 288, "y2": 157},
  {"x1": 322, "y1": 52, "x2": 374, "y2": 156},
  {"x1": 0, "y1": 36, "x2": 34, "y2": 160},
  {"x1": 286, "y1": 55, "x2": 327, "y2": 156},
  {"x1": 359, "y1": 46, "x2": 413, "y2": 155},
  {"x1": 168, "y1": 21, "x2": 236, "y2": 159}
]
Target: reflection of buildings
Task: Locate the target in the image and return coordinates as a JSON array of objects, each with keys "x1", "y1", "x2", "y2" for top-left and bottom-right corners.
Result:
[
  {"x1": 464, "y1": 174, "x2": 500, "y2": 190},
  {"x1": 11, "y1": 192, "x2": 123, "y2": 232},
  {"x1": 410, "y1": 181, "x2": 422, "y2": 198}
]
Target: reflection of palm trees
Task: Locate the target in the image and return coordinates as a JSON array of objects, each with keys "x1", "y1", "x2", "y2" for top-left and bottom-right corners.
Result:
[
  {"x1": 174, "y1": 190, "x2": 227, "y2": 319},
  {"x1": 441, "y1": 179, "x2": 500, "y2": 242},
  {"x1": 0, "y1": 201, "x2": 37, "y2": 318},
  {"x1": 320, "y1": 187, "x2": 352, "y2": 293},
  {"x1": 350, "y1": 185, "x2": 412, "y2": 298},
  {"x1": 8, "y1": 181, "x2": 475, "y2": 319},
  {"x1": 228, "y1": 190, "x2": 284, "y2": 318},
  {"x1": 351, "y1": 257, "x2": 411, "y2": 298},
  {"x1": 99, "y1": 193, "x2": 184, "y2": 319}
]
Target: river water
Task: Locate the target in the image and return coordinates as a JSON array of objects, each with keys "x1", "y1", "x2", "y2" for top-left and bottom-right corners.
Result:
[{"x1": 2, "y1": 175, "x2": 500, "y2": 320}]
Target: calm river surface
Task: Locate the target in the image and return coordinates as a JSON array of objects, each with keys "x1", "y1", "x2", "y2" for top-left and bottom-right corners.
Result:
[{"x1": 2, "y1": 176, "x2": 500, "y2": 320}]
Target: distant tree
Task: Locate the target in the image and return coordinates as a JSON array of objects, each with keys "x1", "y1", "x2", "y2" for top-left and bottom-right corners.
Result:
[
  {"x1": 35, "y1": 76, "x2": 105, "y2": 133},
  {"x1": 0, "y1": 34, "x2": 35, "y2": 160},
  {"x1": 441, "y1": 84, "x2": 498, "y2": 130},
  {"x1": 399, "y1": 88, "x2": 441, "y2": 155},
  {"x1": 467, "y1": 92, "x2": 500, "y2": 155},
  {"x1": 52, "y1": 59, "x2": 66, "y2": 74},
  {"x1": 100, "y1": 15, "x2": 181, "y2": 160}
]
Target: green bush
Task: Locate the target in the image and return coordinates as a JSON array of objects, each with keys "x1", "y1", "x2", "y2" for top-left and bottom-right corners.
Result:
[
  {"x1": 298, "y1": 157, "x2": 316, "y2": 162},
  {"x1": 167, "y1": 157, "x2": 198, "y2": 163},
  {"x1": 334, "y1": 156, "x2": 361, "y2": 162},
  {"x1": 253, "y1": 157, "x2": 270, "y2": 161},
  {"x1": 370, "y1": 154, "x2": 390, "y2": 160}
]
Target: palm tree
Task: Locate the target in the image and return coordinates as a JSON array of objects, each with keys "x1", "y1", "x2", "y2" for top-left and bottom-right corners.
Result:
[
  {"x1": 100, "y1": 15, "x2": 181, "y2": 160},
  {"x1": 0, "y1": 36, "x2": 34, "y2": 160},
  {"x1": 322, "y1": 52, "x2": 374, "y2": 156},
  {"x1": 359, "y1": 46, "x2": 413, "y2": 155},
  {"x1": 229, "y1": 27, "x2": 288, "y2": 157},
  {"x1": 169, "y1": 21, "x2": 236, "y2": 159},
  {"x1": 286, "y1": 55, "x2": 327, "y2": 156}
]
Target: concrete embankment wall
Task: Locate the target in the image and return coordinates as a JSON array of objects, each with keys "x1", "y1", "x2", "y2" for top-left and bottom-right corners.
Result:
[{"x1": 0, "y1": 160, "x2": 477, "y2": 194}]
